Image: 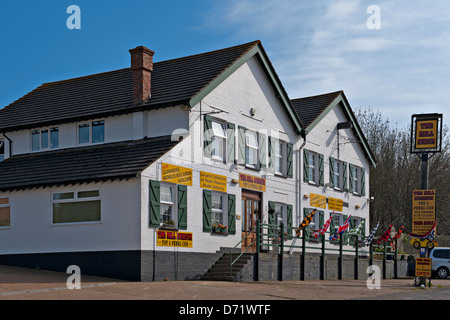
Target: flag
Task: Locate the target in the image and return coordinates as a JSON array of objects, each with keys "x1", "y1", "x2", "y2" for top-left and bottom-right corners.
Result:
[
  {"x1": 390, "y1": 225, "x2": 404, "y2": 250},
  {"x1": 377, "y1": 224, "x2": 392, "y2": 244},
  {"x1": 348, "y1": 219, "x2": 365, "y2": 236},
  {"x1": 312, "y1": 211, "x2": 335, "y2": 239},
  {"x1": 295, "y1": 209, "x2": 317, "y2": 237},
  {"x1": 329, "y1": 215, "x2": 352, "y2": 241},
  {"x1": 409, "y1": 220, "x2": 436, "y2": 241},
  {"x1": 364, "y1": 221, "x2": 380, "y2": 246}
]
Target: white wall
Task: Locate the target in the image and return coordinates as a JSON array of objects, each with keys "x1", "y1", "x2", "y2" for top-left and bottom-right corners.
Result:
[
  {"x1": 0, "y1": 179, "x2": 141, "y2": 254},
  {"x1": 140, "y1": 56, "x2": 304, "y2": 253}
]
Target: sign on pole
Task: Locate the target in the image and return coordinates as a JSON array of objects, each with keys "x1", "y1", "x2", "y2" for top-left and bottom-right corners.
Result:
[
  {"x1": 412, "y1": 190, "x2": 436, "y2": 235},
  {"x1": 415, "y1": 258, "x2": 432, "y2": 278},
  {"x1": 411, "y1": 114, "x2": 443, "y2": 154}
]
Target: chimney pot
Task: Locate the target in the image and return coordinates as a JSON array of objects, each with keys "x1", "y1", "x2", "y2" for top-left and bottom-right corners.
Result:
[{"x1": 129, "y1": 46, "x2": 155, "y2": 104}]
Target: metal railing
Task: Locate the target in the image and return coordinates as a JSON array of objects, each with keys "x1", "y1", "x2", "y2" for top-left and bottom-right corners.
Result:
[{"x1": 229, "y1": 225, "x2": 257, "y2": 277}]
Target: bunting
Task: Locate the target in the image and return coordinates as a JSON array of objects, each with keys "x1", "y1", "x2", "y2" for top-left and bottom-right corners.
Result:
[
  {"x1": 329, "y1": 215, "x2": 352, "y2": 241},
  {"x1": 409, "y1": 220, "x2": 436, "y2": 241},
  {"x1": 295, "y1": 209, "x2": 317, "y2": 237},
  {"x1": 312, "y1": 211, "x2": 335, "y2": 239},
  {"x1": 364, "y1": 221, "x2": 380, "y2": 246},
  {"x1": 377, "y1": 224, "x2": 392, "y2": 244}
]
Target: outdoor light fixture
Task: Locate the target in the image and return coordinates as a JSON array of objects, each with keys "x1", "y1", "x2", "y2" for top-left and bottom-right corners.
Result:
[{"x1": 337, "y1": 121, "x2": 353, "y2": 130}]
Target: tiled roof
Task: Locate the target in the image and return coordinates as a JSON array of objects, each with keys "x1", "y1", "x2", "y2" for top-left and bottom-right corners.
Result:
[
  {"x1": 0, "y1": 135, "x2": 179, "y2": 191},
  {"x1": 291, "y1": 91, "x2": 342, "y2": 128},
  {"x1": 0, "y1": 41, "x2": 260, "y2": 132}
]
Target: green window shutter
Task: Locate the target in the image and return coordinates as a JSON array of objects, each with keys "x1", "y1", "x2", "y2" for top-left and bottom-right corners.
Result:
[
  {"x1": 202, "y1": 189, "x2": 212, "y2": 232},
  {"x1": 149, "y1": 180, "x2": 160, "y2": 227},
  {"x1": 343, "y1": 161, "x2": 348, "y2": 191},
  {"x1": 318, "y1": 154, "x2": 324, "y2": 186},
  {"x1": 304, "y1": 208, "x2": 312, "y2": 241},
  {"x1": 349, "y1": 164, "x2": 354, "y2": 192},
  {"x1": 268, "y1": 201, "x2": 276, "y2": 237},
  {"x1": 238, "y1": 126, "x2": 246, "y2": 166},
  {"x1": 361, "y1": 168, "x2": 366, "y2": 196},
  {"x1": 228, "y1": 194, "x2": 236, "y2": 235},
  {"x1": 286, "y1": 142, "x2": 293, "y2": 178},
  {"x1": 319, "y1": 210, "x2": 325, "y2": 229},
  {"x1": 177, "y1": 185, "x2": 187, "y2": 230},
  {"x1": 259, "y1": 132, "x2": 267, "y2": 170},
  {"x1": 268, "y1": 136, "x2": 274, "y2": 174},
  {"x1": 227, "y1": 122, "x2": 236, "y2": 164},
  {"x1": 329, "y1": 157, "x2": 335, "y2": 188},
  {"x1": 303, "y1": 149, "x2": 309, "y2": 183},
  {"x1": 361, "y1": 218, "x2": 366, "y2": 241},
  {"x1": 204, "y1": 115, "x2": 213, "y2": 158},
  {"x1": 287, "y1": 204, "x2": 293, "y2": 238}
]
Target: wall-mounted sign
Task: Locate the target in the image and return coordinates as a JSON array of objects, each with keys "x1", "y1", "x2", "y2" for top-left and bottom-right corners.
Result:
[
  {"x1": 411, "y1": 114, "x2": 443, "y2": 153},
  {"x1": 415, "y1": 258, "x2": 432, "y2": 278},
  {"x1": 200, "y1": 171, "x2": 227, "y2": 192},
  {"x1": 328, "y1": 197, "x2": 343, "y2": 212},
  {"x1": 310, "y1": 193, "x2": 326, "y2": 209},
  {"x1": 161, "y1": 163, "x2": 192, "y2": 186},
  {"x1": 157, "y1": 230, "x2": 193, "y2": 248},
  {"x1": 412, "y1": 189, "x2": 435, "y2": 234},
  {"x1": 239, "y1": 173, "x2": 266, "y2": 192}
]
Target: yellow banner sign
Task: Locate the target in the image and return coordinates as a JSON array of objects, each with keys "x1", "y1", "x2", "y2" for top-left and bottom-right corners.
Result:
[
  {"x1": 161, "y1": 163, "x2": 192, "y2": 186},
  {"x1": 415, "y1": 119, "x2": 438, "y2": 149},
  {"x1": 200, "y1": 171, "x2": 227, "y2": 192},
  {"x1": 157, "y1": 230, "x2": 193, "y2": 248},
  {"x1": 328, "y1": 197, "x2": 343, "y2": 212},
  {"x1": 239, "y1": 173, "x2": 266, "y2": 192},
  {"x1": 415, "y1": 258, "x2": 432, "y2": 278},
  {"x1": 412, "y1": 189, "x2": 435, "y2": 234},
  {"x1": 310, "y1": 194, "x2": 326, "y2": 209}
]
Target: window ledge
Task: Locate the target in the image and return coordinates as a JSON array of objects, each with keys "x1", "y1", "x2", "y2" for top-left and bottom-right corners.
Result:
[{"x1": 50, "y1": 221, "x2": 102, "y2": 227}]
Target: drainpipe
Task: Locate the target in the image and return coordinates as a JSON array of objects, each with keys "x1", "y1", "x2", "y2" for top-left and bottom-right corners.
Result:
[
  {"x1": 289, "y1": 136, "x2": 307, "y2": 255},
  {"x1": 2, "y1": 133, "x2": 12, "y2": 158}
]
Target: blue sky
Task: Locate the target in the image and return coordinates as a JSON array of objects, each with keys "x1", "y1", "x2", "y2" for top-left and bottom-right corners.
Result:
[{"x1": 0, "y1": 0, "x2": 448, "y2": 128}]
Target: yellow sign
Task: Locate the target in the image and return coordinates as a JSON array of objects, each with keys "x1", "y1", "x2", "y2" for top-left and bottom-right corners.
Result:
[
  {"x1": 415, "y1": 258, "x2": 432, "y2": 278},
  {"x1": 328, "y1": 197, "x2": 343, "y2": 212},
  {"x1": 161, "y1": 163, "x2": 192, "y2": 186},
  {"x1": 200, "y1": 171, "x2": 227, "y2": 192},
  {"x1": 310, "y1": 194, "x2": 326, "y2": 209},
  {"x1": 239, "y1": 173, "x2": 266, "y2": 192},
  {"x1": 412, "y1": 190, "x2": 435, "y2": 234},
  {"x1": 157, "y1": 230, "x2": 193, "y2": 248},
  {"x1": 415, "y1": 119, "x2": 438, "y2": 149}
]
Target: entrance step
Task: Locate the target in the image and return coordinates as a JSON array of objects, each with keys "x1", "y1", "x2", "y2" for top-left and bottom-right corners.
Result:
[{"x1": 201, "y1": 252, "x2": 253, "y2": 281}]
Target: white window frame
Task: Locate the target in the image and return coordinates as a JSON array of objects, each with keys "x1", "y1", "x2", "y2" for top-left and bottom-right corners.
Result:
[
  {"x1": 0, "y1": 197, "x2": 10, "y2": 228},
  {"x1": 0, "y1": 139, "x2": 4, "y2": 162},
  {"x1": 78, "y1": 120, "x2": 105, "y2": 145},
  {"x1": 51, "y1": 190, "x2": 101, "y2": 225},
  {"x1": 352, "y1": 165, "x2": 360, "y2": 195},
  {"x1": 211, "y1": 192, "x2": 226, "y2": 227},
  {"x1": 273, "y1": 139, "x2": 285, "y2": 176},
  {"x1": 308, "y1": 151, "x2": 318, "y2": 184},
  {"x1": 31, "y1": 127, "x2": 59, "y2": 152},
  {"x1": 211, "y1": 119, "x2": 227, "y2": 162},
  {"x1": 245, "y1": 130, "x2": 259, "y2": 169},
  {"x1": 160, "y1": 183, "x2": 176, "y2": 225},
  {"x1": 274, "y1": 203, "x2": 286, "y2": 226},
  {"x1": 332, "y1": 213, "x2": 344, "y2": 233},
  {"x1": 333, "y1": 160, "x2": 342, "y2": 190}
]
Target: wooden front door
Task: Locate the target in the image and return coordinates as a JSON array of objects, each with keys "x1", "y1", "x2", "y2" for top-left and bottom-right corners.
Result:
[{"x1": 241, "y1": 190, "x2": 261, "y2": 252}]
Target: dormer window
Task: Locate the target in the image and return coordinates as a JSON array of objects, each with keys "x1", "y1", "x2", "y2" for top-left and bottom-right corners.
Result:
[
  {"x1": 78, "y1": 120, "x2": 105, "y2": 145},
  {"x1": 31, "y1": 127, "x2": 59, "y2": 151}
]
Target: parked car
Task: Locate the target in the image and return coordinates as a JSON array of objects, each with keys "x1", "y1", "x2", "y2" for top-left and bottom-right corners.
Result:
[{"x1": 430, "y1": 247, "x2": 450, "y2": 279}]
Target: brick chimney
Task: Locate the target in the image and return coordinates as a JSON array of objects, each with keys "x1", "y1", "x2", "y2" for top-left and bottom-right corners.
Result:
[{"x1": 129, "y1": 46, "x2": 155, "y2": 104}]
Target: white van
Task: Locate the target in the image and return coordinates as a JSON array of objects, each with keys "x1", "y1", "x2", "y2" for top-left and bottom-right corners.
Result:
[{"x1": 430, "y1": 247, "x2": 450, "y2": 279}]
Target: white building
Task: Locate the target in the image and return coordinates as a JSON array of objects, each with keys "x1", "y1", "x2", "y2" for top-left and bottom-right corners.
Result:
[{"x1": 0, "y1": 41, "x2": 375, "y2": 281}]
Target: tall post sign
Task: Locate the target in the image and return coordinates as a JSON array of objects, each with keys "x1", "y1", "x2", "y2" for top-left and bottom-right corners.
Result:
[{"x1": 411, "y1": 114, "x2": 443, "y2": 154}]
